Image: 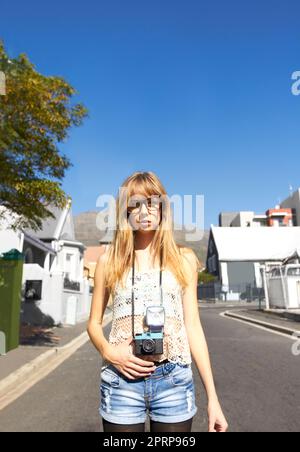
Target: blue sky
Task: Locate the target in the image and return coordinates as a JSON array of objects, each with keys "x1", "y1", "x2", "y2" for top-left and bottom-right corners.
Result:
[{"x1": 1, "y1": 0, "x2": 300, "y2": 231}]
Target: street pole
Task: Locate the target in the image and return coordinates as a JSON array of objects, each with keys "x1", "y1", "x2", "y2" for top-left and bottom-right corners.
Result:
[{"x1": 261, "y1": 266, "x2": 270, "y2": 311}]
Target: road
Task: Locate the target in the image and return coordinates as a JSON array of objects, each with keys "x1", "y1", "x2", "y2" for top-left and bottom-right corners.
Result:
[{"x1": 0, "y1": 306, "x2": 299, "y2": 432}]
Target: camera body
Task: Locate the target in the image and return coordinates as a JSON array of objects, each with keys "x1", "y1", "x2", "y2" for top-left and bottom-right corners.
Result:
[
  {"x1": 134, "y1": 331, "x2": 164, "y2": 355},
  {"x1": 133, "y1": 305, "x2": 165, "y2": 355}
]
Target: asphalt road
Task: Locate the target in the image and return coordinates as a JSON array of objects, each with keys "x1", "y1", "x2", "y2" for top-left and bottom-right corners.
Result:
[{"x1": 0, "y1": 307, "x2": 299, "y2": 432}]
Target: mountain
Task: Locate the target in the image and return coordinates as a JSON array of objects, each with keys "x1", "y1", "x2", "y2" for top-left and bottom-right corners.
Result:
[{"x1": 74, "y1": 210, "x2": 209, "y2": 267}]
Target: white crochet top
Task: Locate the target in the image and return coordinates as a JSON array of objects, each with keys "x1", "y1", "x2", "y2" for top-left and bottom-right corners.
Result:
[{"x1": 103, "y1": 267, "x2": 192, "y2": 366}]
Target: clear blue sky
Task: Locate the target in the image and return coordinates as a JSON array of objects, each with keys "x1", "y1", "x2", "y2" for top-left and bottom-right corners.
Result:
[{"x1": 2, "y1": 0, "x2": 300, "y2": 230}]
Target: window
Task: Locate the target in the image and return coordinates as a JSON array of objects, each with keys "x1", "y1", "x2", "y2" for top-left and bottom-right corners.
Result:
[
  {"x1": 270, "y1": 268, "x2": 281, "y2": 277},
  {"x1": 287, "y1": 267, "x2": 300, "y2": 276}
]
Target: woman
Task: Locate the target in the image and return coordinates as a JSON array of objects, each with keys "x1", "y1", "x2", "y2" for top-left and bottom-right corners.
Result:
[{"x1": 87, "y1": 171, "x2": 228, "y2": 433}]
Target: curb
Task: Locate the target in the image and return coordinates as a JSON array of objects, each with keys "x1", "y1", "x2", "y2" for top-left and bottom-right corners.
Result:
[
  {"x1": 0, "y1": 312, "x2": 113, "y2": 411},
  {"x1": 223, "y1": 310, "x2": 300, "y2": 337}
]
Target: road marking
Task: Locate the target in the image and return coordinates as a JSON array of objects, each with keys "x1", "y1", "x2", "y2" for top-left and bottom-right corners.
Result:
[
  {"x1": 219, "y1": 311, "x2": 299, "y2": 341},
  {"x1": 0, "y1": 314, "x2": 112, "y2": 411}
]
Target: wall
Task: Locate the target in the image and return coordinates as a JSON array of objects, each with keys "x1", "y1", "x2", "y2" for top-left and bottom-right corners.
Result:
[
  {"x1": 231, "y1": 212, "x2": 255, "y2": 227},
  {"x1": 22, "y1": 264, "x2": 91, "y2": 325},
  {"x1": 281, "y1": 189, "x2": 300, "y2": 226}
]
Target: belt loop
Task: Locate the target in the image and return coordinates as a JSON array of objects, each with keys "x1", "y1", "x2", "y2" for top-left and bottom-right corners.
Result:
[{"x1": 163, "y1": 361, "x2": 175, "y2": 376}]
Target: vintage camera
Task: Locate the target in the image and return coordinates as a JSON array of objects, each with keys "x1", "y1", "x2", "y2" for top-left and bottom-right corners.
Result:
[{"x1": 134, "y1": 306, "x2": 165, "y2": 355}]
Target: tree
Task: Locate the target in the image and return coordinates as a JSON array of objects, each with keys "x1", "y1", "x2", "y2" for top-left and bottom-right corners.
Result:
[
  {"x1": 198, "y1": 269, "x2": 217, "y2": 284},
  {"x1": 0, "y1": 41, "x2": 88, "y2": 231}
]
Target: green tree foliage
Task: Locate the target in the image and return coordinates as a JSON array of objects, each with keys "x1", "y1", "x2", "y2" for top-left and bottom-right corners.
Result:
[
  {"x1": 0, "y1": 41, "x2": 88, "y2": 231},
  {"x1": 198, "y1": 269, "x2": 217, "y2": 284}
]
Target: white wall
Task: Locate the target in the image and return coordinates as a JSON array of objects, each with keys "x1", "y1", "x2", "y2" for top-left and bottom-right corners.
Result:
[
  {"x1": 23, "y1": 264, "x2": 91, "y2": 325},
  {"x1": 281, "y1": 189, "x2": 300, "y2": 226},
  {"x1": 22, "y1": 265, "x2": 64, "y2": 324},
  {"x1": 0, "y1": 207, "x2": 23, "y2": 254},
  {"x1": 0, "y1": 230, "x2": 22, "y2": 255},
  {"x1": 62, "y1": 279, "x2": 92, "y2": 325},
  {"x1": 52, "y1": 244, "x2": 82, "y2": 281},
  {"x1": 231, "y1": 212, "x2": 255, "y2": 227}
]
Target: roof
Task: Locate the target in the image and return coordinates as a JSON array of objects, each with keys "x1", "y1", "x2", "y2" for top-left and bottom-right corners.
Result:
[
  {"x1": 211, "y1": 226, "x2": 300, "y2": 261},
  {"x1": 24, "y1": 200, "x2": 75, "y2": 241},
  {"x1": 23, "y1": 232, "x2": 57, "y2": 255},
  {"x1": 60, "y1": 239, "x2": 86, "y2": 251}
]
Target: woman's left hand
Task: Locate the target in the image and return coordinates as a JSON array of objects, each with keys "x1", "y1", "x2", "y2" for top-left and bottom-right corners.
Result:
[{"x1": 207, "y1": 397, "x2": 228, "y2": 432}]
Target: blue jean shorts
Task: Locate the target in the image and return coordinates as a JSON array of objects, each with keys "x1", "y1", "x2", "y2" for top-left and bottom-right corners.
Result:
[{"x1": 99, "y1": 361, "x2": 198, "y2": 424}]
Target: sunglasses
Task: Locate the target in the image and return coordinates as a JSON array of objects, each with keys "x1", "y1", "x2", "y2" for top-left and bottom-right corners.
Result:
[{"x1": 127, "y1": 196, "x2": 161, "y2": 214}]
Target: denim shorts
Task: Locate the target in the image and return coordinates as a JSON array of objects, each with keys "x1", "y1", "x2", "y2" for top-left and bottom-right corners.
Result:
[{"x1": 99, "y1": 361, "x2": 198, "y2": 424}]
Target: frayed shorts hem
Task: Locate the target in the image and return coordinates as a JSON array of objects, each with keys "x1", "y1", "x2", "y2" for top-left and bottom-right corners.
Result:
[
  {"x1": 100, "y1": 406, "x2": 198, "y2": 425},
  {"x1": 149, "y1": 406, "x2": 198, "y2": 423},
  {"x1": 100, "y1": 410, "x2": 146, "y2": 425}
]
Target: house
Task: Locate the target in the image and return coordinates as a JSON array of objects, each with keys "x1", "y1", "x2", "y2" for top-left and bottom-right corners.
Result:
[
  {"x1": 219, "y1": 205, "x2": 294, "y2": 228},
  {"x1": 281, "y1": 188, "x2": 300, "y2": 226},
  {"x1": 206, "y1": 226, "x2": 300, "y2": 301},
  {"x1": 0, "y1": 200, "x2": 91, "y2": 326},
  {"x1": 84, "y1": 245, "x2": 107, "y2": 287}
]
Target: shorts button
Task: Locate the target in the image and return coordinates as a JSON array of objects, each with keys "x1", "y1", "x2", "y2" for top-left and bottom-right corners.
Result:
[{"x1": 165, "y1": 362, "x2": 174, "y2": 373}]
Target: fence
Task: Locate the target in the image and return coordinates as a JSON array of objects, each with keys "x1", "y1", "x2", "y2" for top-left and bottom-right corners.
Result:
[
  {"x1": 262, "y1": 264, "x2": 300, "y2": 309},
  {"x1": 198, "y1": 280, "x2": 266, "y2": 306}
]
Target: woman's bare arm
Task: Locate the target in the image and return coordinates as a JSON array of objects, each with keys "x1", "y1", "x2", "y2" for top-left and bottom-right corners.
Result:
[
  {"x1": 181, "y1": 249, "x2": 228, "y2": 432},
  {"x1": 87, "y1": 251, "x2": 112, "y2": 359},
  {"x1": 181, "y1": 249, "x2": 218, "y2": 400}
]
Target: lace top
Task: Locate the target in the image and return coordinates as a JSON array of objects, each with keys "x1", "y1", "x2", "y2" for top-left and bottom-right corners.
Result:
[{"x1": 103, "y1": 267, "x2": 192, "y2": 367}]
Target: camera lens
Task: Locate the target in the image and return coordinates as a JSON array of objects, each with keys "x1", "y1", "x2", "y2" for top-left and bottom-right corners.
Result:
[{"x1": 142, "y1": 339, "x2": 155, "y2": 353}]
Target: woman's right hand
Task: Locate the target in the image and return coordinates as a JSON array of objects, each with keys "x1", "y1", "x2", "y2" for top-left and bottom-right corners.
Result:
[{"x1": 104, "y1": 336, "x2": 157, "y2": 380}]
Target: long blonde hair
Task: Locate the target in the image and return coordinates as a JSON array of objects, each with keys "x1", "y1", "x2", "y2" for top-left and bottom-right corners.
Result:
[{"x1": 104, "y1": 171, "x2": 201, "y2": 295}]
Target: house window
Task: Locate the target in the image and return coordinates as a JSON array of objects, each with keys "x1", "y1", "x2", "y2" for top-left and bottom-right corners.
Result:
[
  {"x1": 24, "y1": 248, "x2": 34, "y2": 264},
  {"x1": 25, "y1": 280, "x2": 42, "y2": 302},
  {"x1": 65, "y1": 252, "x2": 76, "y2": 281}
]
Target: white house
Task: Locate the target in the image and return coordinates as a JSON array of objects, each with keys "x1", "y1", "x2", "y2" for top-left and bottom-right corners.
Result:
[
  {"x1": 0, "y1": 200, "x2": 91, "y2": 326},
  {"x1": 206, "y1": 226, "x2": 300, "y2": 301}
]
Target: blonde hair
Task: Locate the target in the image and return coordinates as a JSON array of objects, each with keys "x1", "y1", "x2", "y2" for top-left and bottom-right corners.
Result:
[{"x1": 104, "y1": 171, "x2": 201, "y2": 295}]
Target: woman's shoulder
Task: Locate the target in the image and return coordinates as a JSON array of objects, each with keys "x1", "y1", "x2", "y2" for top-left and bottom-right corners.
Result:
[
  {"x1": 95, "y1": 245, "x2": 111, "y2": 277},
  {"x1": 177, "y1": 246, "x2": 200, "y2": 272},
  {"x1": 97, "y1": 245, "x2": 111, "y2": 265}
]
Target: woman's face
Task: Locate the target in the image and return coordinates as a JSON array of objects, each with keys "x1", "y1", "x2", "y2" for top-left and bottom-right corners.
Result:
[{"x1": 127, "y1": 194, "x2": 161, "y2": 232}]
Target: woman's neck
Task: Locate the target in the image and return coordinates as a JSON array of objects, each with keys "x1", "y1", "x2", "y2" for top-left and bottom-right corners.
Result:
[
  {"x1": 133, "y1": 231, "x2": 159, "y2": 271},
  {"x1": 134, "y1": 230, "x2": 156, "y2": 251}
]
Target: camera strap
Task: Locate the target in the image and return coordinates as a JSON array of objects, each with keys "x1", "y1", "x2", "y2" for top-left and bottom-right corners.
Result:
[{"x1": 131, "y1": 247, "x2": 163, "y2": 338}]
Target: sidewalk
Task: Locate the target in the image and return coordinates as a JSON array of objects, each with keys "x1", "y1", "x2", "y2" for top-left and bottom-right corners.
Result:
[
  {"x1": 0, "y1": 321, "x2": 88, "y2": 382},
  {"x1": 199, "y1": 300, "x2": 261, "y2": 309},
  {"x1": 0, "y1": 308, "x2": 113, "y2": 411},
  {"x1": 198, "y1": 300, "x2": 300, "y2": 335},
  {"x1": 0, "y1": 308, "x2": 113, "y2": 382},
  {"x1": 224, "y1": 308, "x2": 300, "y2": 336}
]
